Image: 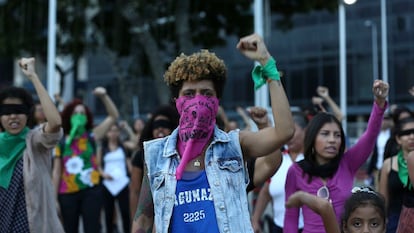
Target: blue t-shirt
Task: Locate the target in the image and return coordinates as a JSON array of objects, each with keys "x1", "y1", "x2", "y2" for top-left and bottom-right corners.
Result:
[{"x1": 170, "y1": 170, "x2": 220, "y2": 232}]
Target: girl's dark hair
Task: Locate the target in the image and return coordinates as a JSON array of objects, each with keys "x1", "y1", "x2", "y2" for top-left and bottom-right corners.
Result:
[
  {"x1": 299, "y1": 112, "x2": 345, "y2": 181},
  {"x1": 101, "y1": 123, "x2": 124, "y2": 153},
  {"x1": 0, "y1": 86, "x2": 35, "y2": 129},
  {"x1": 342, "y1": 187, "x2": 386, "y2": 228},
  {"x1": 392, "y1": 106, "x2": 413, "y2": 125},
  {"x1": 60, "y1": 99, "x2": 94, "y2": 134},
  {"x1": 139, "y1": 105, "x2": 179, "y2": 148},
  {"x1": 394, "y1": 117, "x2": 414, "y2": 136}
]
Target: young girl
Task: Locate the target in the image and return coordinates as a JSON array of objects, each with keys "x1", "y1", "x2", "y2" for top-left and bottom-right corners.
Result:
[
  {"x1": 342, "y1": 187, "x2": 386, "y2": 233},
  {"x1": 0, "y1": 57, "x2": 64, "y2": 232},
  {"x1": 286, "y1": 186, "x2": 386, "y2": 233}
]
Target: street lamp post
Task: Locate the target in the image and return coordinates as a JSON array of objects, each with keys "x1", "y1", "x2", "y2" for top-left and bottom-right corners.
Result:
[
  {"x1": 339, "y1": 1, "x2": 347, "y2": 135},
  {"x1": 381, "y1": 0, "x2": 388, "y2": 84},
  {"x1": 254, "y1": 0, "x2": 269, "y2": 108},
  {"x1": 47, "y1": 0, "x2": 57, "y2": 98},
  {"x1": 338, "y1": 0, "x2": 357, "y2": 135},
  {"x1": 365, "y1": 20, "x2": 378, "y2": 83}
]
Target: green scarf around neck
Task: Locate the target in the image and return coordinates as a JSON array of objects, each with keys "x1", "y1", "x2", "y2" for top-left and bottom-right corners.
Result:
[
  {"x1": 0, "y1": 127, "x2": 29, "y2": 189},
  {"x1": 398, "y1": 149, "x2": 413, "y2": 190}
]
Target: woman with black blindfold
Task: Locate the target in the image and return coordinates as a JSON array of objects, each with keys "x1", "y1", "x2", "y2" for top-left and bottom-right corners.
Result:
[
  {"x1": 379, "y1": 116, "x2": 414, "y2": 232},
  {"x1": 129, "y1": 105, "x2": 179, "y2": 221},
  {"x1": 0, "y1": 57, "x2": 64, "y2": 232}
]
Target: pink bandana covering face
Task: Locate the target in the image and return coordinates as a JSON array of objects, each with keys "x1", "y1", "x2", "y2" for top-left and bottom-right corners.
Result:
[{"x1": 175, "y1": 95, "x2": 219, "y2": 180}]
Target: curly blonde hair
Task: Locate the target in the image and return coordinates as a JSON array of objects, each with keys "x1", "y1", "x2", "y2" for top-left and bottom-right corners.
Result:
[{"x1": 164, "y1": 49, "x2": 227, "y2": 98}]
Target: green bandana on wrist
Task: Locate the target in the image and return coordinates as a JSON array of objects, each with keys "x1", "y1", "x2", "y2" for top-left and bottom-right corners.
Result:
[
  {"x1": 0, "y1": 127, "x2": 29, "y2": 189},
  {"x1": 251, "y1": 57, "x2": 280, "y2": 90}
]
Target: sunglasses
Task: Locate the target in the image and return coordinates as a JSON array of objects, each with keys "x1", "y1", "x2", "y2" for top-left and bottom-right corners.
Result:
[{"x1": 317, "y1": 185, "x2": 330, "y2": 200}]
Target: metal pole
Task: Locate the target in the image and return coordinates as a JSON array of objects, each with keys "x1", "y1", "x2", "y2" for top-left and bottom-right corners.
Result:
[
  {"x1": 254, "y1": 0, "x2": 269, "y2": 108},
  {"x1": 380, "y1": 0, "x2": 388, "y2": 84},
  {"x1": 365, "y1": 21, "x2": 379, "y2": 82},
  {"x1": 339, "y1": 2, "x2": 347, "y2": 134},
  {"x1": 372, "y1": 23, "x2": 378, "y2": 82},
  {"x1": 47, "y1": 0, "x2": 57, "y2": 98}
]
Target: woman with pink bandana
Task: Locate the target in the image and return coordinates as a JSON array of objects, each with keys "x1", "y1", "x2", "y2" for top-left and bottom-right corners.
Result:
[{"x1": 131, "y1": 33, "x2": 295, "y2": 233}]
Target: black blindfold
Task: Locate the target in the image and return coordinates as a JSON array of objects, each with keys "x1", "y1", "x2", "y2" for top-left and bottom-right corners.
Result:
[
  {"x1": 153, "y1": 119, "x2": 173, "y2": 130},
  {"x1": 0, "y1": 104, "x2": 30, "y2": 116},
  {"x1": 398, "y1": 129, "x2": 414, "y2": 137}
]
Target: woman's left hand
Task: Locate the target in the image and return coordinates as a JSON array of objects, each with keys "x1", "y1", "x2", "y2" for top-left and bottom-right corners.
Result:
[
  {"x1": 18, "y1": 57, "x2": 37, "y2": 79},
  {"x1": 372, "y1": 79, "x2": 389, "y2": 105},
  {"x1": 93, "y1": 87, "x2": 107, "y2": 97},
  {"x1": 372, "y1": 80, "x2": 389, "y2": 108}
]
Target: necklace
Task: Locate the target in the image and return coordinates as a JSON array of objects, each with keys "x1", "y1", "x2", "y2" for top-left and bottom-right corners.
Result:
[
  {"x1": 194, "y1": 159, "x2": 201, "y2": 167},
  {"x1": 193, "y1": 146, "x2": 208, "y2": 167}
]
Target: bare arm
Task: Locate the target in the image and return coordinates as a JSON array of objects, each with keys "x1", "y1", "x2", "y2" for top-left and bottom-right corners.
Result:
[
  {"x1": 316, "y1": 86, "x2": 343, "y2": 122},
  {"x1": 253, "y1": 150, "x2": 282, "y2": 186},
  {"x1": 131, "y1": 168, "x2": 154, "y2": 233},
  {"x1": 247, "y1": 106, "x2": 282, "y2": 186},
  {"x1": 378, "y1": 158, "x2": 391, "y2": 210},
  {"x1": 53, "y1": 93, "x2": 65, "y2": 112},
  {"x1": 19, "y1": 58, "x2": 61, "y2": 133},
  {"x1": 407, "y1": 151, "x2": 414, "y2": 187},
  {"x1": 120, "y1": 120, "x2": 139, "y2": 152},
  {"x1": 237, "y1": 34, "x2": 294, "y2": 159},
  {"x1": 236, "y1": 106, "x2": 252, "y2": 131},
  {"x1": 286, "y1": 191, "x2": 340, "y2": 233},
  {"x1": 251, "y1": 182, "x2": 272, "y2": 233},
  {"x1": 129, "y1": 165, "x2": 143, "y2": 221},
  {"x1": 92, "y1": 87, "x2": 119, "y2": 140}
]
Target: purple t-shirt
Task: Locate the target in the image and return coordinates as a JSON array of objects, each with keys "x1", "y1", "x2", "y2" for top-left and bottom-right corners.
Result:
[
  {"x1": 284, "y1": 101, "x2": 386, "y2": 233},
  {"x1": 170, "y1": 170, "x2": 220, "y2": 233}
]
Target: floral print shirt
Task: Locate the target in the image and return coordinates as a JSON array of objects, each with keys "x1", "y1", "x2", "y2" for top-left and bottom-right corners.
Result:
[{"x1": 55, "y1": 132, "x2": 100, "y2": 193}]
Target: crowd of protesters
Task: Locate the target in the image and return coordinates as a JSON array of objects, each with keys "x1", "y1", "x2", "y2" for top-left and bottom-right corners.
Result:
[{"x1": 2, "y1": 33, "x2": 414, "y2": 233}]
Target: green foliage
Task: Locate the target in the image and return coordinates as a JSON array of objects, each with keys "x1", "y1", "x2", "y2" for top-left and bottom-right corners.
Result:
[
  {"x1": 0, "y1": 0, "x2": 48, "y2": 57},
  {"x1": 0, "y1": 0, "x2": 339, "y2": 58}
]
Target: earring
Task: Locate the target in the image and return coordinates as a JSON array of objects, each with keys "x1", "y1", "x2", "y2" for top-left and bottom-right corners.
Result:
[{"x1": 312, "y1": 147, "x2": 315, "y2": 154}]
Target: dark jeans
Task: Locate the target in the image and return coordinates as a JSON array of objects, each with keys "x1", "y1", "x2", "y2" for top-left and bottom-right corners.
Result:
[
  {"x1": 58, "y1": 185, "x2": 103, "y2": 233},
  {"x1": 265, "y1": 215, "x2": 303, "y2": 233},
  {"x1": 102, "y1": 185, "x2": 130, "y2": 233},
  {"x1": 386, "y1": 211, "x2": 400, "y2": 233}
]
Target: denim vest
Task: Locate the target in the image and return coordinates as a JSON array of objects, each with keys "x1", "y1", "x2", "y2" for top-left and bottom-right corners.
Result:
[{"x1": 144, "y1": 127, "x2": 253, "y2": 233}]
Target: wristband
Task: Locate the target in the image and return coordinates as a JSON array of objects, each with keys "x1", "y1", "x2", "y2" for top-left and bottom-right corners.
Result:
[{"x1": 251, "y1": 57, "x2": 280, "y2": 90}]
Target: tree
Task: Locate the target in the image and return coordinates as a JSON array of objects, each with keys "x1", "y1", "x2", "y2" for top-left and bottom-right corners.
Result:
[{"x1": 0, "y1": 0, "x2": 338, "y2": 115}]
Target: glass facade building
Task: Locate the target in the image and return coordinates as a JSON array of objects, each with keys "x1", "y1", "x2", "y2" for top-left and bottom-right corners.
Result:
[{"x1": 219, "y1": 0, "x2": 414, "y2": 136}]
